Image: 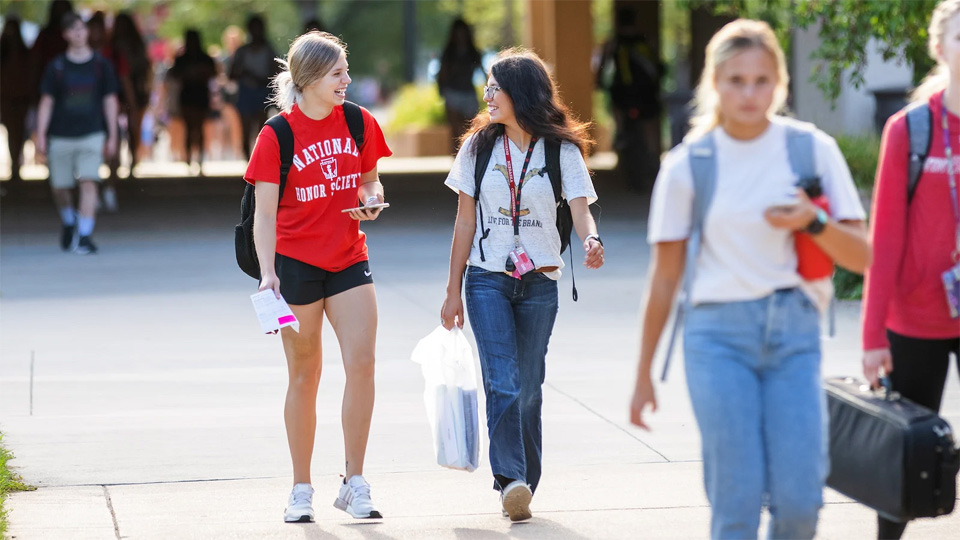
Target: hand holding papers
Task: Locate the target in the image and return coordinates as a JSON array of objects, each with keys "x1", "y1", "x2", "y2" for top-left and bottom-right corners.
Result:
[{"x1": 250, "y1": 290, "x2": 299, "y2": 334}]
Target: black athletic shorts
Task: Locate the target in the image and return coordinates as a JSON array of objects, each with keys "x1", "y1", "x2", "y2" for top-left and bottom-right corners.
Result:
[{"x1": 274, "y1": 254, "x2": 373, "y2": 305}]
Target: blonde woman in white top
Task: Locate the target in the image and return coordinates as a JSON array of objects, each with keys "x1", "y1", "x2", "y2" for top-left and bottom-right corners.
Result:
[{"x1": 629, "y1": 20, "x2": 871, "y2": 539}]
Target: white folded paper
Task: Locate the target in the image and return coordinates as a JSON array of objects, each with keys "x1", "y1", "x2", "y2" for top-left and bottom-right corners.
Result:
[{"x1": 250, "y1": 290, "x2": 299, "y2": 334}]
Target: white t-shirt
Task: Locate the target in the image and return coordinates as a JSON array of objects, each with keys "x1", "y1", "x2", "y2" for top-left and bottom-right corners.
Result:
[
  {"x1": 647, "y1": 116, "x2": 866, "y2": 304},
  {"x1": 445, "y1": 134, "x2": 598, "y2": 280}
]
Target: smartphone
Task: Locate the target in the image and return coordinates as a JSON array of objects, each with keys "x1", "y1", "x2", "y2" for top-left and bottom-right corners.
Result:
[
  {"x1": 766, "y1": 191, "x2": 800, "y2": 212},
  {"x1": 341, "y1": 202, "x2": 390, "y2": 213}
]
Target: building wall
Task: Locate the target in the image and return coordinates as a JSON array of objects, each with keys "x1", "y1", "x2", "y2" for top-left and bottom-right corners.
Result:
[
  {"x1": 792, "y1": 23, "x2": 913, "y2": 136},
  {"x1": 526, "y1": 0, "x2": 593, "y2": 131}
]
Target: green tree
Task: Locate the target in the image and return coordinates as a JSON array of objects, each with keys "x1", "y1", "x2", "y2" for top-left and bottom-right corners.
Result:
[
  {"x1": 152, "y1": 0, "x2": 300, "y2": 55},
  {"x1": 791, "y1": 0, "x2": 937, "y2": 102},
  {"x1": 688, "y1": 0, "x2": 938, "y2": 103}
]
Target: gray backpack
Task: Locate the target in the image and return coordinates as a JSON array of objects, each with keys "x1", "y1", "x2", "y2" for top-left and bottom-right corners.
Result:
[{"x1": 659, "y1": 123, "x2": 827, "y2": 380}]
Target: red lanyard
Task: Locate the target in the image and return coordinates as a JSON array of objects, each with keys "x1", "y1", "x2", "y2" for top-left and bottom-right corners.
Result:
[{"x1": 502, "y1": 136, "x2": 538, "y2": 241}]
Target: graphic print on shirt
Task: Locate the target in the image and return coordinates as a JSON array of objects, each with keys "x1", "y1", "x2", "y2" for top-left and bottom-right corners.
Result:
[
  {"x1": 923, "y1": 155, "x2": 960, "y2": 175},
  {"x1": 486, "y1": 163, "x2": 546, "y2": 228},
  {"x1": 291, "y1": 136, "x2": 360, "y2": 203},
  {"x1": 321, "y1": 157, "x2": 337, "y2": 179}
]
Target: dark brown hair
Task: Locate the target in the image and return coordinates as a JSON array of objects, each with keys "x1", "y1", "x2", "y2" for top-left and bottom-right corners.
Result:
[{"x1": 462, "y1": 48, "x2": 593, "y2": 158}]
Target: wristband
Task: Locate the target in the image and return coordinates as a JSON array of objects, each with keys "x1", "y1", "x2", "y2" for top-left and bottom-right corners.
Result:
[
  {"x1": 804, "y1": 208, "x2": 828, "y2": 235},
  {"x1": 585, "y1": 233, "x2": 603, "y2": 247}
]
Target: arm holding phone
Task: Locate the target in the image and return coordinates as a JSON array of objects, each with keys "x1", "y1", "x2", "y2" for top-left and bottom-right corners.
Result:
[
  {"x1": 347, "y1": 167, "x2": 386, "y2": 221},
  {"x1": 763, "y1": 188, "x2": 870, "y2": 273}
]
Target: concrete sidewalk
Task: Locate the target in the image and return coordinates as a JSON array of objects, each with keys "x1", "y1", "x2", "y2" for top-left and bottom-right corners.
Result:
[{"x1": 1, "y1": 178, "x2": 958, "y2": 539}]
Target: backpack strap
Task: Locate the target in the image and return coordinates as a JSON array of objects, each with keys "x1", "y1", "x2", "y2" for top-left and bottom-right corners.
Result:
[
  {"x1": 342, "y1": 101, "x2": 365, "y2": 150},
  {"x1": 544, "y1": 138, "x2": 578, "y2": 301},
  {"x1": 785, "y1": 124, "x2": 817, "y2": 182},
  {"x1": 660, "y1": 133, "x2": 718, "y2": 381},
  {"x1": 265, "y1": 114, "x2": 293, "y2": 205},
  {"x1": 785, "y1": 123, "x2": 841, "y2": 338},
  {"x1": 905, "y1": 103, "x2": 932, "y2": 204},
  {"x1": 544, "y1": 139, "x2": 562, "y2": 203},
  {"x1": 473, "y1": 143, "x2": 494, "y2": 262}
]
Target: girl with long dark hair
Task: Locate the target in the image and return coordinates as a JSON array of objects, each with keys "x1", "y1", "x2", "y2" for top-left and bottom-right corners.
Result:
[{"x1": 440, "y1": 48, "x2": 605, "y2": 522}]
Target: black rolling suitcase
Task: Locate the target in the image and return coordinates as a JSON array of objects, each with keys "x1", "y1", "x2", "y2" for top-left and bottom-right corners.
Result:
[{"x1": 824, "y1": 377, "x2": 960, "y2": 522}]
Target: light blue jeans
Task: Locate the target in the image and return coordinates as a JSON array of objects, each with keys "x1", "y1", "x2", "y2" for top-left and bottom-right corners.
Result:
[
  {"x1": 683, "y1": 288, "x2": 828, "y2": 540},
  {"x1": 464, "y1": 265, "x2": 559, "y2": 493}
]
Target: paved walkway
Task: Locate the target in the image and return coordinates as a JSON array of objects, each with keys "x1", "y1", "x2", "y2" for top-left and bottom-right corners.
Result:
[{"x1": 1, "y1": 176, "x2": 958, "y2": 539}]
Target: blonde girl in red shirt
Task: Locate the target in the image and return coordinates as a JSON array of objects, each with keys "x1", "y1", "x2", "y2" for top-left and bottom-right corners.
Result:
[
  {"x1": 244, "y1": 31, "x2": 392, "y2": 523},
  {"x1": 862, "y1": 1, "x2": 960, "y2": 537}
]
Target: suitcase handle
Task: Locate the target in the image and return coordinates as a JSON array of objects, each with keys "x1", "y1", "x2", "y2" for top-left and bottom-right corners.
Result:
[{"x1": 878, "y1": 376, "x2": 899, "y2": 401}]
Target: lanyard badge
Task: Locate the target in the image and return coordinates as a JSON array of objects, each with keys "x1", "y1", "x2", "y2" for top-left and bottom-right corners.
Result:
[
  {"x1": 938, "y1": 95, "x2": 960, "y2": 318},
  {"x1": 503, "y1": 136, "x2": 538, "y2": 278}
]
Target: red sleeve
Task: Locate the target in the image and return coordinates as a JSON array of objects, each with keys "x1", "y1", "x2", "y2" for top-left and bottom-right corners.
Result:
[
  {"x1": 359, "y1": 106, "x2": 392, "y2": 174},
  {"x1": 861, "y1": 112, "x2": 909, "y2": 350},
  {"x1": 244, "y1": 124, "x2": 281, "y2": 185}
]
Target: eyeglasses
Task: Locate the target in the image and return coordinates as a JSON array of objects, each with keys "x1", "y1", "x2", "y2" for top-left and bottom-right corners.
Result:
[{"x1": 483, "y1": 85, "x2": 503, "y2": 99}]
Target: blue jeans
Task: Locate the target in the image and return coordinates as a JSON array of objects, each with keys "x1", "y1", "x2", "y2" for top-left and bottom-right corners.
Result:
[
  {"x1": 464, "y1": 266, "x2": 559, "y2": 493},
  {"x1": 683, "y1": 288, "x2": 828, "y2": 540}
]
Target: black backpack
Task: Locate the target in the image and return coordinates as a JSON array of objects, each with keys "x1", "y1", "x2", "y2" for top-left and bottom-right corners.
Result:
[
  {"x1": 235, "y1": 101, "x2": 366, "y2": 279},
  {"x1": 473, "y1": 138, "x2": 579, "y2": 300}
]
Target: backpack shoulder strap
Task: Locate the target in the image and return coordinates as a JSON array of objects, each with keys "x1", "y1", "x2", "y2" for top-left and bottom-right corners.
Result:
[
  {"x1": 473, "y1": 142, "x2": 494, "y2": 262},
  {"x1": 265, "y1": 114, "x2": 293, "y2": 205},
  {"x1": 785, "y1": 122, "x2": 841, "y2": 337},
  {"x1": 544, "y1": 139, "x2": 578, "y2": 301},
  {"x1": 545, "y1": 139, "x2": 562, "y2": 202},
  {"x1": 342, "y1": 101, "x2": 365, "y2": 149},
  {"x1": 688, "y1": 134, "x2": 718, "y2": 239},
  {"x1": 660, "y1": 132, "x2": 718, "y2": 381},
  {"x1": 474, "y1": 143, "x2": 494, "y2": 199},
  {"x1": 905, "y1": 102, "x2": 932, "y2": 203},
  {"x1": 784, "y1": 123, "x2": 817, "y2": 182}
]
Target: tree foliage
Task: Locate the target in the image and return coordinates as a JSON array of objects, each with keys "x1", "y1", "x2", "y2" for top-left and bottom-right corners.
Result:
[
  {"x1": 792, "y1": 0, "x2": 937, "y2": 102},
  {"x1": 686, "y1": 0, "x2": 939, "y2": 102}
]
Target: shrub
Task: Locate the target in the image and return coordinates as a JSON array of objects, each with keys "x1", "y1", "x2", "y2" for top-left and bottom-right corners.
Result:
[
  {"x1": 835, "y1": 133, "x2": 881, "y2": 192},
  {"x1": 387, "y1": 84, "x2": 450, "y2": 134},
  {"x1": 830, "y1": 134, "x2": 881, "y2": 300},
  {"x1": 833, "y1": 266, "x2": 864, "y2": 300}
]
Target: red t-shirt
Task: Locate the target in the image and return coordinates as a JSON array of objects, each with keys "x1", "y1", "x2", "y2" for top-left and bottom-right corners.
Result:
[
  {"x1": 244, "y1": 104, "x2": 392, "y2": 271},
  {"x1": 862, "y1": 89, "x2": 960, "y2": 349}
]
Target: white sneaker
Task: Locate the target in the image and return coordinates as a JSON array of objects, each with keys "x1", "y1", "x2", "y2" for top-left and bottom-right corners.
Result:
[
  {"x1": 500, "y1": 480, "x2": 532, "y2": 522},
  {"x1": 284, "y1": 483, "x2": 315, "y2": 523},
  {"x1": 334, "y1": 475, "x2": 383, "y2": 519}
]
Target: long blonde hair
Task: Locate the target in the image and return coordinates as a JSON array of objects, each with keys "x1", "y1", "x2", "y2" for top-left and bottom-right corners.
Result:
[
  {"x1": 686, "y1": 19, "x2": 789, "y2": 141},
  {"x1": 271, "y1": 31, "x2": 346, "y2": 112},
  {"x1": 910, "y1": 0, "x2": 960, "y2": 104}
]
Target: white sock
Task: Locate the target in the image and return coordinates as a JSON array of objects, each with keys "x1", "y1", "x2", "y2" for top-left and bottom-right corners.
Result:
[
  {"x1": 78, "y1": 216, "x2": 95, "y2": 237},
  {"x1": 60, "y1": 208, "x2": 76, "y2": 226}
]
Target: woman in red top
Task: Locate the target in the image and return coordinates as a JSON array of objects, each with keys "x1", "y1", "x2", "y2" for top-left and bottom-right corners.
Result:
[
  {"x1": 244, "y1": 31, "x2": 392, "y2": 524},
  {"x1": 863, "y1": 1, "x2": 960, "y2": 538}
]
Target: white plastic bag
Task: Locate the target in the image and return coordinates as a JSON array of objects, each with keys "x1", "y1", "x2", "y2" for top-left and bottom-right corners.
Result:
[{"x1": 410, "y1": 325, "x2": 480, "y2": 472}]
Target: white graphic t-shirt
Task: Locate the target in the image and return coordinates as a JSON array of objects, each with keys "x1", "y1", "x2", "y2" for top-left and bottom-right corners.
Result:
[{"x1": 445, "y1": 135, "x2": 597, "y2": 280}]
